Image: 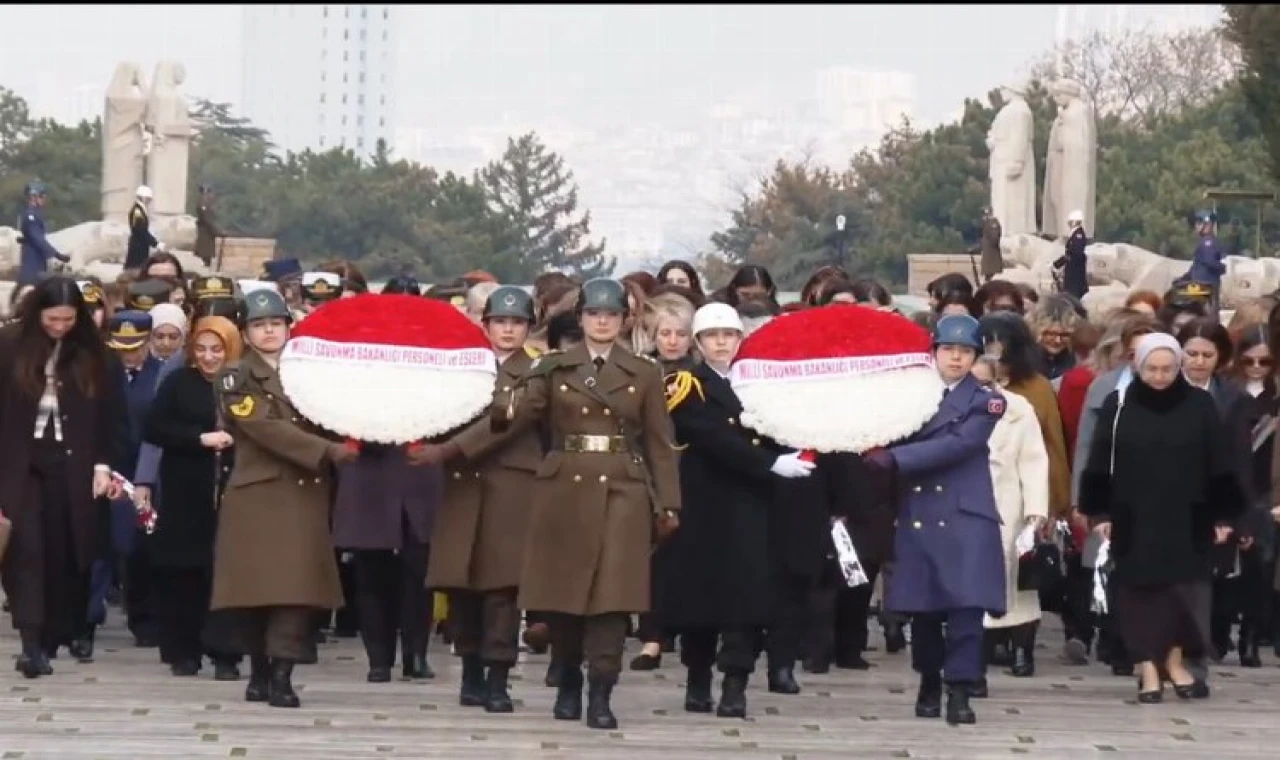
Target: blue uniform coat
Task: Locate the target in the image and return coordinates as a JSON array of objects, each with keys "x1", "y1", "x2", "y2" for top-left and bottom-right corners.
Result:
[
  {"x1": 884, "y1": 374, "x2": 1007, "y2": 616},
  {"x1": 18, "y1": 206, "x2": 67, "y2": 286}
]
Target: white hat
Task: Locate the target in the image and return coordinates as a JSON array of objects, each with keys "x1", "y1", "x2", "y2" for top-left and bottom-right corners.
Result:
[
  {"x1": 692, "y1": 303, "x2": 743, "y2": 337},
  {"x1": 136, "y1": 185, "x2": 153, "y2": 199},
  {"x1": 1067, "y1": 209, "x2": 1084, "y2": 223},
  {"x1": 148, "y1": 303, "x2": 188, "y2": 335}
]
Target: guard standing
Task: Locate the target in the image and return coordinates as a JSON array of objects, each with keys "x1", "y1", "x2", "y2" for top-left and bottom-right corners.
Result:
[
  {"x1": 422, "y1": 285, "x2": 542, "y2": 713},
  {"x1": 491, "y1": 278, "x2": 681, "y2": 730},
  {"x1": 1184, "y1": 210, "x2": 1225, "y2": 311},
  {"x1": 1054, "y1": 210, "x2": 1089, "y2": 299},
  {"x1": 194, "y1": 183, "x2": 224, "y2": 267},
  {"x1": 17, "y1": 181, "x2": 70, "y2": 286},
  {"x1": 212, "y1": 289, "x2": 356, "y2": 708},
  {"x1": 125, "y1": 186, "x2": 163, "y2": 271},
  {"x1": 864, "y1": 314, "x2": 1006, "y2": 726},
  {"x1": 979, "y1": 208, "x2": 1004, "y2": 283}
]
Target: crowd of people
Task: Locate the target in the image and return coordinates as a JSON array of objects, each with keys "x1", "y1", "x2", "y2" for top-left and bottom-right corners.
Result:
[{"x1": 0, "y1": 250, "x2": 1274, "y2": 734}]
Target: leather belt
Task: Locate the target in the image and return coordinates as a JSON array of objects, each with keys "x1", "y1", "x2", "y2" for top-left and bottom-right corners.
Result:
[{"x1": 562, "y1": 434, "x2": 629, "y2": 454}]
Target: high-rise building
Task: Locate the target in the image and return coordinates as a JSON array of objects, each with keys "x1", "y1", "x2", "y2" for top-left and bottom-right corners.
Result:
[
  {"x1": 814, "y1": 68, "x2": 915, "y2": 133},
  {"x1": 241, "y1": 4, "x2": 398, "y2": 160}
]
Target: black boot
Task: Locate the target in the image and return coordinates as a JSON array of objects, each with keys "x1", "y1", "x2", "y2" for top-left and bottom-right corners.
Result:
[
  {"x1": 1010, "y1": 623, "x2": 1036, "y2": 677},
  {"x1": 684, "y1": 666, "x2": 714, "y2": 713},
  {"x1": 459, "y1": 655, "x2": 487, "y2": 707},
  {"x1": 16, "y1": 631, "x2": 52, "y2": 679},
  {"x1": 945, "y1": 682, "x2": 976, "y2": 725},
  {"x1": 213, "y1": 659, "x2": 241, "y2": 681},
  {"x1": 267, "y1": 659, "x2": 300, "y2": 708},
  {"x1": 69, "y1": 627, "x2": 95, "y2": 663},
  {"x1": 1240, "y1": 633, "x2": 1263, "y2": 668},
  {"x1": 245, "y1": 655, "x2": 270, "y2": 702},
  {"x1": 585, "y1": 678, "x2": 618, "y2": 730},
  {"x1": 544, "y1": 657, "x2": 561, "y2": 688},
  {"x1": 969, "y1": 675, "x2": 989, "y2": 698},
  {"x1": 484, "y1": 663, "x2": 514, "y2": 713},
  {"x1": 552, "y1": 663, "x2": 583, "y2": 720},
  {"x1": 401, "y1": 632, "x2": 434, "y2": 680},
  {"x1": 716, "y1": 673, "x2": 748, "y2": 719},
  {"x1": 767, "y1": 665, "x2": 801, "y2": 694},
  {"x1": 884, "y1": 621, "x2": 907, "y2": 654},
  {"x1": 914, "y1": 673, "x2": 942, "y2": 719}
]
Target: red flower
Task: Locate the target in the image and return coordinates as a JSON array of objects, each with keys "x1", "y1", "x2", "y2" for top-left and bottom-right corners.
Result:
[
  {"x1": 291, "y1": 293, "x2": 489, "y2": 350},
  {"x1": 736, "y1": 304, "x2": 930, "y2": 362}
]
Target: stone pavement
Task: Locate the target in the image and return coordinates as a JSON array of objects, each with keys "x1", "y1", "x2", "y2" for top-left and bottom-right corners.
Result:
[{"x1": 1, "y1": 619, "x2": 1278, "y2": 760}]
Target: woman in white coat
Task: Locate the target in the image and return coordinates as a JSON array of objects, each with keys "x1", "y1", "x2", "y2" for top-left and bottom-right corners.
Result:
[{"x1": 972, "y1": 357, "x2": 1050, "y2": 682}]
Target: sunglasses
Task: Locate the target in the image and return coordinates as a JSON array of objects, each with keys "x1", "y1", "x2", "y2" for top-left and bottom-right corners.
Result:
[{"x1": 1241, "y1": 357, "x2": 1274, "y2": 368}]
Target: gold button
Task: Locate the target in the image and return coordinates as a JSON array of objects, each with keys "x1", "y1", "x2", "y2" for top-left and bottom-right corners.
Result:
[
  {"x1": 727, "y1": 417, "x2": 736, "y2": 425},
  {"x1": 751, "y1": 438, "x2": 760, "y2": 446},
  {"x1": 502, "y1": 385, "x2": 511, "y2": 392},
  {"x1": 603, "y1": 409, "x2": 611, "y2": 416},
  {"x1": 938, "y1": 520, "x2": 946, "y2": 527},
  {"x1": 559, "y1": 384, "x2": 568, "y2": 392},
  {"x1": 599, "y1": 475, "x2": 608, "y2": 483},
  {"x1": 453, "y1": 472, "x2": 462, "y2": 480},
  {"x1": 473, "y1": 472, "x2": 481, "y2": 479},
  {"x1": 65, "y1": 449, "x2": 73, "y2": 456},
  {"x1": 297, "y1": 479, "x2": 305, "y2": 486},
  {"x1": 912, "y1": 520, "x2": 923, "y2": 529},
  {"x1": 582, "y1": 406, "x2": 590, "y2": 415},
  {"x1": 291, "y1": 417, "x2": 298, "y2": 423},
  {"x1": 913, "y1": 486, "x2": 922, "y2": 493},
  {"x1": 314, "y1": 478, "x2": 322, "y2": 484},
  {"x1": 935, "y1": 485, "x2": 943, "y2": 492},
  {"x1": 223, "y1": 466, "x2": 230, "y2": 473},
  {"x1": 573, "y1": 475, "x2": 582, "y2": 483},
  {"x1": 628, "y1": 386, "x2": 636, "y2": 393},
  {"x1": 266, "y1": 393, "x2": 274, "y2": 399}
]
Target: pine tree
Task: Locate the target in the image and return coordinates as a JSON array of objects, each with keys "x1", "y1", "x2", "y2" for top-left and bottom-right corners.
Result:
[{"x1": 479, "y1": 132, "x2": 612, "y2": 279}]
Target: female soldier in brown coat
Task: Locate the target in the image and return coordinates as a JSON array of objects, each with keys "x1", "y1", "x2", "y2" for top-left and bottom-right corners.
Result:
[
  {"x1": 212, "y1": 290, "x2": 355, "y2": 708},
  {"x1": 492, "y1": 278, "x2": 681, "y2": 731}
]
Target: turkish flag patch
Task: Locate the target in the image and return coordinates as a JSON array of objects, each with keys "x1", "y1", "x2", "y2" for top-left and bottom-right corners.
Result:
[{"x1": 987, "y1": 397, "x2": 1006, "y2": 415}]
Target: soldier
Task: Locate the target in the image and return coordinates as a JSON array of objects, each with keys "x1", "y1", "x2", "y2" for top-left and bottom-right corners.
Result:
[
  {"x1": 419, "y1": 285, "x2": 542, "y2": 713},
  {"x1": 17, "y1": 181, "x2": 70, "y2": 286},
  {"x1": 863, "y1": 314, "x2": 1006, "y2": 726},
  {"x1": 194, "y1": 183, "x2": 224, "y2": 267},
  {"x1": 980, "y1": 207, "x2": 1003, "y2": 283},
  {"x1": 125, "y1": 186, "x2": 164, "y2": 272},
  {"x1": 211, "y1": 289, "x2": 357, "y2": 708},
  {"x1": 300, "y1": 271, "x2": 344, "y2": 315},
  {"x1": 1053, "y1": 210, "x2": 1090, "y2": 299},
  {"x1": 490, "y1": 278, "x2": 681, "y2": 730},
  {"x1": 1183, "y1": 210, "x2": 1225, "y2": 312}
]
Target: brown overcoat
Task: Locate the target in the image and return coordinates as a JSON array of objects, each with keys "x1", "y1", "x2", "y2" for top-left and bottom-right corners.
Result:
[
  {"x1": 1007, "y1": 374, "x2": 1071, "y2": 519},
  {"x1": 209, "y1": 349, "x2": 343, "y2": 611},
  {"x1": 497, "y1": 343, "x2": 681, "y2": 615},
  {"x1": 426, "y1": 346, "x2": 542, "y2": 591}
]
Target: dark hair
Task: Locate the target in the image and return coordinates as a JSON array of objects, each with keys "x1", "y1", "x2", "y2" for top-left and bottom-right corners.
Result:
[
  {"x1": 977, "y1": 312, "x2": 1040, "y2": 385},
  {"x1": 533, "y1": 271, "x2": 576, "y2": 302},
  {"x1": 141, "y1": 252, "x2": 185, "y2": 281},
  {"x1": 12, "y1": 277, "x2": 108, "y2": 399},
  {"x1": 1156, "y1": 296, "x2": 1208, "y2": 329},
  {"x1": 546, "y1": 310, "x2": 584, "y2": 351},
  {"x1": 621, "y1": 271, "x2": 658, "y2": 296},
  {"x1": 934, "y1": 290, "x2": 979, "y2": 317},
  {"x1": 974, "y1": 280, "x2": 1024, "y2": 314},
  {"x1": 849, "y1": 277, "x2": 892, "y2": 307},
  {"x1": 157, "y1": 275, "x2": 190, "y2": 315},
  {"x1": 1016, "y1": 283, "x2": 1039, "y2": 307},
  {"x1": 818, "y1": 280, "x2": 858, "y2": 306},
  {"x1": 725, "y1": 265, "x2": 777, "y2": 307},
  {"x1": 320, "y1": 260, "x2": 369, "y2": 294},
  {"x1": 927, "y1": 273, "x2": 973, "y2": 300},
  {"x1": 650, "y1": 283, "x2": 706, "y2": 308},
  {"x1": 801, "y1": 266, "x2": 848, "y2": 306},
  {"x1": 736, "y1": 296, "x2": 781, "y2": 319},
  {"x1": 382, "y1": 276, "x2": 422, "y2": 296},
  {"x1": 1231, "y1": 321, "x2": 1274, "y2": 388},
  {"x1": 1176, "y1": 316, "x2": 1234, "y2": 369},
  {"x1": 656, "y1": 260, "x2": 704, "y2": 297}
]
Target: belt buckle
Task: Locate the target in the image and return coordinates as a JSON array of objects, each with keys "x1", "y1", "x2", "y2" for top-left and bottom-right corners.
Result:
[{"x1": 580, "y1": 435, "x2": 610, "y2": 453}]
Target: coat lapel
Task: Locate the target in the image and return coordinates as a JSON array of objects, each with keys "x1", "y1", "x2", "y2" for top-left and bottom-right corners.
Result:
[
  {"x1": 914, "y1": 375, "x2": 972, "y2": 439},
  {"x1": 598, "y1": 351, "x2": 638, "y2": 396},
  {"x1": 245, "y1": 350, "x2": 286, "y2": 399},
  {"x1": 560, "y1": 344, "x2": 597, "y2": 398}
]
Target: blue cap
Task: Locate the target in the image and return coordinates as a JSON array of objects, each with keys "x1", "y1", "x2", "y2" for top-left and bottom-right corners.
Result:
[
  {"x1": 1195, "y1": 209, "x2": 1216, "y2": 224},
  {"x1": 24, "y1": 180, "x2": 47, "y2": 197},
  {"x1": 933, "y1": 314, "x2": 982, "y2": 350},
  {"x1": 262, "y1": 258, "x2": 303, "y2": 282},
  {"x1": 108, "y1": 310, "x2": 153, "y2": 351}
]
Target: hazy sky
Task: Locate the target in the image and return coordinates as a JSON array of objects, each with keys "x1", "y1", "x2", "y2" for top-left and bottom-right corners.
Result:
[{"x1": 0, "y1": 4, "x2": 1221, "y2": 130}]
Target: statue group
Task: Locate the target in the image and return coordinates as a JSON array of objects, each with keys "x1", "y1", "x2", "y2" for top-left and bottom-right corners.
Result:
[{"x1": 103, "y1": 61, "x2": 192, "y2": 223}]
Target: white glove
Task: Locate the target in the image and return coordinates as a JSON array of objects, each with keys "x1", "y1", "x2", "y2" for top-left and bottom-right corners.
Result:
[{"x1": 771, "y1": 451, "x2": 815, "y2": 479}]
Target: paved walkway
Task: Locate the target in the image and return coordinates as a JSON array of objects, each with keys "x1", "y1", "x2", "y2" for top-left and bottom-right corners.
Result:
[{"x1": 1, "y1": 619, "x2": 1278, "y2": 759}]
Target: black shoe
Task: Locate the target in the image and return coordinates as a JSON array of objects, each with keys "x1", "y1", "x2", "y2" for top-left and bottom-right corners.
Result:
[
  {"x1": 245, "y1": 656, "x2": 270, "y2": 702},
  {"x1": 629, "y1": 652, "x2": 661, "y2": 671},
  {"x1": 267, "y1": 660, "x2": 300, "y2": 708},
  {"x1": 170, "y1": 660, "x2": 201, "y2": 677},
  {"x1": 15, "y1": 653, "x2": 52, "y2": 679},
  {"x1": 835, "y1": 654, "x2": 873, "y2": 670},
  {"x1": 213, "y1": 661, "x2": 241, "y2": 681},
  {"x1": 716, "y1": 673, "x2": 748, "y2": 719},
  {"x1": 402, "y1": 652, "x2": 434, "y2": 680},
  {"x1": 768, "y1": 666, "x2": 801, "y2": 694},
  {"x1": 133, "y1": 632, "x2": 159, "y2": 649},
  {"x1": 484, "y1": 663, "x2": 514, "y2": 713},
  {"x1": 544, "y1": 659, "x2": 561, "y2": 688},
  {"x1": 69, "y1": 629, "x2": 95, "y2": 663},
  {"x1": 586, "y1": 679, "x2": 618, "y2": 730},
  {"x1": 1137, "y1": 676, "x2": 1164, "y2": 704},
  {"x1": 1010, "y1": 646, "x2": 1035, "y2": 677},
  {"x1": 1240, "y1": 638, "x2": 1263, "y2": 668},
  {"x1": 915, "y1": 674, "x2": 942, "y2": 719},
  {"x1": 945, "y1": 683, "x2": 976, "y2": 725},
  {"x1": 459, "y1": 655, "x2": 487, "y2": 707},
  {"x1": 684, "y1": 667, "x2": 714, "y2": 713},
  {"x1": 552, "y1": 664, "x2": 583, "y2": 720},
  {"x1": 367, "y1": 666, "x2": 392, "y2": 683},
  {"x1": 988, "y1": 639, "x2": 1014, "y2": 668},
  {"x1": 1172, "y1": 679, "x2": 1210, "y2": 700},
  {"x1": 884, "y1": 623, "x2": 907, "y2": 654},
  {"x1": 969, "y1": 676, "x2": 989, "y2": 698}
]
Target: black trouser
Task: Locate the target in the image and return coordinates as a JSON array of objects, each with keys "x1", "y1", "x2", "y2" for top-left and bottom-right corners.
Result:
[
  {"x1": 334, "y1": 551, "x2": 360, "y2": 633},
  {"x1": 549, "y1": 612, "x2": 629, "y2": 683},
  {"x1": 1060, "y1": 554, "x2": 1095, "y2": 647},
  {"x1": 1211, "y1": 550, "x2": 1268, "y2": 653},
  {"x1": 152, "y1": 565, "x2": 240, "y2": 667},
  {"x1": 223, "y1": 606, "x2": 315, "y2": 661},
  {"x1": 808, "y1": 563, "x2": 880, "y2": 665},
  {"x1": 352, "y1": 542, "x2": 431, "y2": 669},
  {"x1": 766, "y1": 571, "x2": 813, "y2": 670},
  {"x1": 450, "y1": 588, "x2": 520, "y2": 665},
  {"x1": 124, "y1": 539, "x2": 156, "y2": 641},
  {"x1": 681, "y1": 627, "x2": 763, "y2": 674}
]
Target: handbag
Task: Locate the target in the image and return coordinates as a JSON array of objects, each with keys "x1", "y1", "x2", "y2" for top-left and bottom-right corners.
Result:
[{"x1": 1017, "y1": 540, "x2": 1064, "y2": 592}]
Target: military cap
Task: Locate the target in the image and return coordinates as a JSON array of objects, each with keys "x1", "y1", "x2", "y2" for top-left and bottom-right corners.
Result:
[
  {"x1": 24, "y1": 180, "x2": 47, "y2": 197},
  {"x1": 578, "y1": 278, "x2": 628, "y2": 314},
  {"x1": 933, "y1": 314, "x2": 982, "y2": 350},
  {"x1": 1194, "y1": 209, "x2": 1217, "y2": 225},
  {"x1": 243, "y1": 289, "x2": 292, "y2": 324},
  {"x1": 302, "y1": 271, "x2": 344, "y2": 302},
  {"x1": 126, "y1": 278, "x2": 173, "y2": 312},
  {"x1": 381, "y1": 275, "x2": 422, "y2": 296},
  {"x1": 262, "y1": 258, "x2": 304, "y2": 283},
  {"x1": 483, "y1": 285, "x2": 535, "y2": 322},
  {"x1": 191, "y1": 275, "x2": 236, "y2": 302},
  {"x1": 1172, "y1": 281, "x2": 1213, "y2": 301},
  {"x1": 107, "y1": 310, "x2": 153, "y2": 351},
  {"x1": 427, "y1": 284, "x2": 468, "y2": 309},
  {"x1": 76, "y1": 280, "x2": 105, "y2": 307},
  {"x1": 194, "y1": 297, "x2": 241, "y2": 322}
]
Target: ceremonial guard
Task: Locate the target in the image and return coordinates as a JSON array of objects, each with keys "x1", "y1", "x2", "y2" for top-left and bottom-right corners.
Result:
[
  {"x1": 212, "y1": 290, "x2": 355, "y2": 708},
  {"x1": 422, "y1": 286, "x2": 542, "y2": 713},
  {"x1": 1053, "y1": 210, "x2": 1089, "y2": 299},
  {"x1": 17, "y1": 180, "x2": 70, "y2": 286},
  {"x1": 492, "y1": 278, "x2": 681, "y2": 730},
  {"x1": 864, "y1": 314, "x2": 1006, "y2": 725},
  {"x1": 125, "y1": 185, "x2": 163, "y2": 272},
  {"x1": 194, "y1": 183, "x2": 224, "y2": 267},
  {"x1": 979, "y1": 208, "x2": 1003, "y2": 283},
  {"x1": 662, "y1": 303, "x2": 814, "y2": 718}
]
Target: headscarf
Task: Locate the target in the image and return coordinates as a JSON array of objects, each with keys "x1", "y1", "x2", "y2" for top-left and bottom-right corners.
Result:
[
  {"x1": 1133, "y1": 332, "x2": 1182, "y2": 372},
  {"x1": 149, "y1": 303, "x2": 188, "y2": 336},
  {"x1": 189, "y1": 316, "x2": 244, "y2": 374}
]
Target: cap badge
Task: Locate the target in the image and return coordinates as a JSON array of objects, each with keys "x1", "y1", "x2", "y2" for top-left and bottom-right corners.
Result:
[{"x1": 503, "y1": 293, "x2": 517, "y2": 307}]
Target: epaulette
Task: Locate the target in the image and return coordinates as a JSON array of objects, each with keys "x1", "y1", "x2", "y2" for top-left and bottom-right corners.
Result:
[
  {"x1": 523, "y1": 344, "x2": 542, "y2": 358},
  {"x1": 527, "y1": 350, "x2": 562, "y2": 376},
  {"x1": 636, "y1": 352, "x2": 657, "y2": 363},
  {"x1": 665, "y1": 370, "x2": 704, "y2": 412},
  {"x1": 216, "y1": 366, "x2": 248, "y2": 395}
]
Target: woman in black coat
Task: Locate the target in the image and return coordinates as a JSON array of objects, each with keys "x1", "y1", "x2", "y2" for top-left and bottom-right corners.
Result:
[
  {"x1": 144, "y1": 316, "x2": 243, "y2": 679},
  {"x1": 1081, "y1": 333, "x2": 1245, "y2": 703}
]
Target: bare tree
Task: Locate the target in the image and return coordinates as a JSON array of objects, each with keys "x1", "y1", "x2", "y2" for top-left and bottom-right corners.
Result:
[{"x1": 1029, "y1": 26, "x2": 1241, "y2": 128}]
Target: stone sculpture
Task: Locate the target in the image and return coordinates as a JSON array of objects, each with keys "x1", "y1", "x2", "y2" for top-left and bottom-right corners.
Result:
[
  {"x1": 1041, "y1": 78, "x2": 1097, "y2": 239},
  {"x1": 102, "y1": 62, "x2": 149, "y2": 224},
  {"x1": 145, "y1": 62, "x2": 193, "y2": 219},
  {"x1": 986, "y1": 87, "x2": 1037, "y2": 235}
]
